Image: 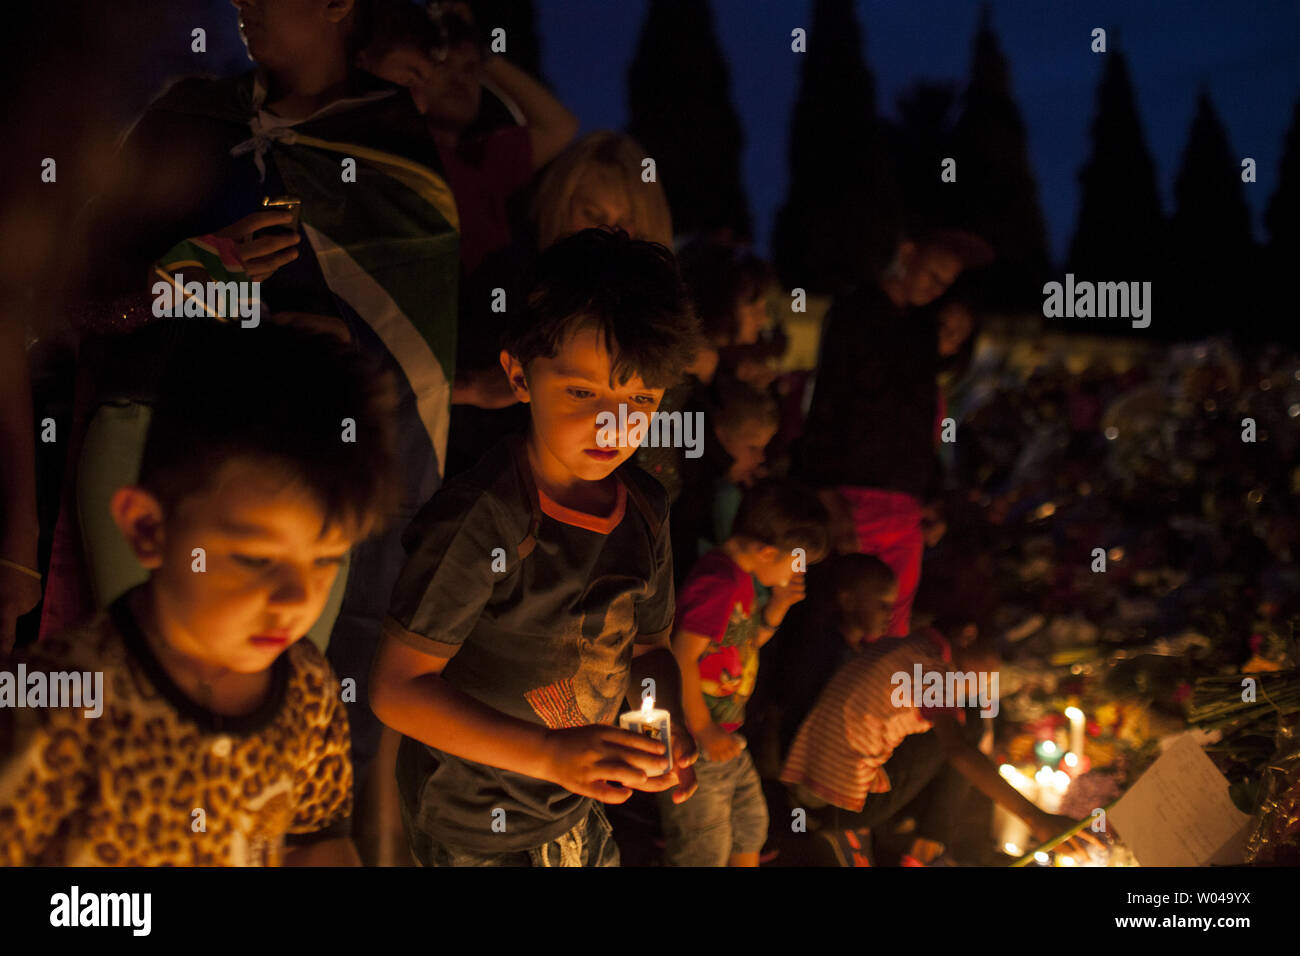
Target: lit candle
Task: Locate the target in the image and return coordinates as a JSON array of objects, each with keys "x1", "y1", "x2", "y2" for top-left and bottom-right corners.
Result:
[
  {"x1": 1065, "y1": 706, "x2": 1085, "y2": 761},
  {"x1": 1034, "y1": 737, "x2": 1062, "y2": 768},
  {"x1": 1035, "y1": 766, "x2": 1062, "y2": 812},
  {"x1": 619, "y1": 694, "x2": 673, "y2": 776},
  {"x1": 993, "y1": 764, "x2": 1038, "y2": 853}
]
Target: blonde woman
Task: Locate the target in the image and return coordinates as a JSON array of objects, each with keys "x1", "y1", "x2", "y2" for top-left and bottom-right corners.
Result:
[{"x1": 533, "y1": 131, "x2": 673, "y2": 249}]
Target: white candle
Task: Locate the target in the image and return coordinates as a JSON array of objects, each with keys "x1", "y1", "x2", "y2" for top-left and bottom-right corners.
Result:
[
  {"x1": 619, "y1": 695, "x2": 673, "y2": 776},
  {"x1": 993, "y1": 764, "x2": 1037, "y2": 852},
  {"x1": 1065, "y1": 706, "x2": 1085, "y2": 760},
  {"x1": 1035, "y1": 766, "x2": 1062, "y2": 812}
]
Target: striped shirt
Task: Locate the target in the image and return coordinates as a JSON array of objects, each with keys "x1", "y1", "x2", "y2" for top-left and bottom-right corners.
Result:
[{"x1": 780, "y1": 632, "x2": 948, "y2": 812}]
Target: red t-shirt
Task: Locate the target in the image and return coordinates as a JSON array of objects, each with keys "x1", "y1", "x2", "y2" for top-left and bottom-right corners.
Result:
[
  {"x1": 677, "y1": 550, "x2": 759, "y2": 732},
  {"x1": 437, "y1": 125, "x2": 534, "y2": 275}
]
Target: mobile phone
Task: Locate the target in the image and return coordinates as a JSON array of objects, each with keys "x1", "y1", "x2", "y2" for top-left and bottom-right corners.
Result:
[{"x1": 261, "y1": 195, "x2": 302, "y2": 232}]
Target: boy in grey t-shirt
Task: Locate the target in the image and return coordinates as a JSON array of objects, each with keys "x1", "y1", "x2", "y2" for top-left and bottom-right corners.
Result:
[{"x1": 374, "y1": 229, "x2": 702, "y2": 865}]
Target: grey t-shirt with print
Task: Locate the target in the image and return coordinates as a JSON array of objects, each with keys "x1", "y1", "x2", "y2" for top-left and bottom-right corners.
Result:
[{"x1": 388, "y1": 436, "x2": 675, "y2": 854}]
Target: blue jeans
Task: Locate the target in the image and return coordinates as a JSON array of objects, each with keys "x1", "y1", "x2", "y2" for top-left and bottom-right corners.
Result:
[
  {"x1": 658, "y1": 744, "x2": 769, "y2": 866},
  {"x1": 417, "y1": 803, "x2": 621, "y2": 867}
]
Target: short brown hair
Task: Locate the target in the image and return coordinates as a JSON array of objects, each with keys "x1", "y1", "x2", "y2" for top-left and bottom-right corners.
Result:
[{"x1": 138, "y1": 321, "x2": 398, "y2": 541}]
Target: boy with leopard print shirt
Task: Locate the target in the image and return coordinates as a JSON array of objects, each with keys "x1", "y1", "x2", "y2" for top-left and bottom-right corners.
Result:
[{"x1": 0, "y1": 322, "x2": 397, "y2": 865}]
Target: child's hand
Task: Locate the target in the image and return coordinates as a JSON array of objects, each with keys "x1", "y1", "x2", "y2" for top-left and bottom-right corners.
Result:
[
  {"x1": 767, "y1": 572, "x2": 806, "y2": 617},
  {"x1": 540, "y1": 724, "x2": 672, "y2": 803},
  {"x1": 696, "y1": 722, "x2": 743, "y2": 763},
  {"x1": 664, "y1": 731, "x2": 699, "y2": 803}
]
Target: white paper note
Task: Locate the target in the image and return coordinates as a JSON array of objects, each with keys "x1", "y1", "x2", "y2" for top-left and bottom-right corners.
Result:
[{"x1": 1110, "y1": 733, "x2": 1253, "y2": 867}]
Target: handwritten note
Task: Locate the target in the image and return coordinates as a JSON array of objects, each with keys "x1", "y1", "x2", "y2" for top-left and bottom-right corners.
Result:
[{"x1": 1110, "y1": 733, "x2": 1252, "y2": 867}]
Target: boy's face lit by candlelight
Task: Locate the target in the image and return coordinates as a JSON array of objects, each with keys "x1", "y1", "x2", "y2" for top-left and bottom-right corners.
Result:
[
  {"x1": 501, "y1": 325, "x2": 664, "y2": 485},
  {"x1": 112, "y1": 459, "x2": 353, "y2": 673}
]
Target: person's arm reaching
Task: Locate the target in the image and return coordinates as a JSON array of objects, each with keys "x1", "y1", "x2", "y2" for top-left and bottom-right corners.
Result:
[
  {"x1": 758, "y1": 572, "x2": 805, "y2": 648},
  {"x1": 932, "y1": 714, "x2": 1100, "y2": 858},
  {"x1": 482, "y1": 55, "x2": 579, "y2": 169}
]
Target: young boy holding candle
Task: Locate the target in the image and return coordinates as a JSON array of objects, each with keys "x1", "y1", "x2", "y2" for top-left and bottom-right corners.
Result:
[
  {"x1": 657, "y1": 480, "x2": 829, "y2": 866},
  {"x1": 372, "y1": 228, "x2": 701, "y2": 867},
  {"x1": 0, "y1": 323, "x2": 396, "y2": 865}
]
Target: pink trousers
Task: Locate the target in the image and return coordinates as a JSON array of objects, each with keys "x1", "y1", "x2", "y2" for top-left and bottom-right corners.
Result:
[{"x1": 837, "y1": 486, "x2": 924, "y2": 637}]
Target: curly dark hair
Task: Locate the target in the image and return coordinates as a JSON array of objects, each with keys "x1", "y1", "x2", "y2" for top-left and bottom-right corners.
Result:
[{"x1": 503, "y1": 228, "x2": 700, "y2": 390}]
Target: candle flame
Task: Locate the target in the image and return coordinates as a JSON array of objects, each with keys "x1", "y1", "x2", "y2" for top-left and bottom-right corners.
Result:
[
  {"x1": 641, "y1": 694, "x2": 654, "y2": 717},
  {"x1": 1065, "y1": 706, "x2": 1084, "y2": 721}
]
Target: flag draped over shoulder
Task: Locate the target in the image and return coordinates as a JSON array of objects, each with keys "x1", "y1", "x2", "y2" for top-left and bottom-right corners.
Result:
[{"x1": 150, "y1": 71, "x2": 461, "y2": 470}]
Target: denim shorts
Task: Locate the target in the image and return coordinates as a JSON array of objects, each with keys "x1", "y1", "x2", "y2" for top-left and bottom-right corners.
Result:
[
  {"x1": 658, "y1": 744, "x2": 769, "y2": 866},
  {"x1": 416, "y1": 802, "x2": 621, "y2": 867}
]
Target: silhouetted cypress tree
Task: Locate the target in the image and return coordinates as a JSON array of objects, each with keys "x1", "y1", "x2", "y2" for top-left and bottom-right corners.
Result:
[
  {"x1": 1168, "y1": 90, "x2": 1256, "y2": 340},
  {"x1": 1264, "y1": 97, "x2": 1300, "y2": 339},
  {"x1": 1068, "y1": 50, "x2": 1164, "y2": 279},
  {"x1": 952, "y1": 6, "x2": 1050, "y2": 309},
  {"x1": 771, "y1": 0, "x2": 898, "y2": 293},
  {"x1": 626, "y1": 0, "x2": 751, "y2": 242},
  {"x1": 890, "y1": 81, "x2": 959, "y2": 236}
]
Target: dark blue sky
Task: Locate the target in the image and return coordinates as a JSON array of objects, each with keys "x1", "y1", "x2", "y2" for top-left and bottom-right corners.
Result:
[
  {"x1": 538, "y1": 0, "x2": 1300, "y2": 263},
  {"x1": 168, "y1": 1, "x2": 1300, "y2": 264}
]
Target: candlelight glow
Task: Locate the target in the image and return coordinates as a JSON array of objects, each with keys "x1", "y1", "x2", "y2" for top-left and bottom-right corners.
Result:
[
  {"x1": 1064, "y1": 707, "x2": 1083, "y2": 721},
  {"x1": 1040, "y1": 739, "x2": 1057, "y2": 755},
  {"x1": 1034, "y1": 851, "x2": 1049, "y2": 864},
  {"x1": 1004, "y1": 842, "x2": 1021, "y2": 856},
  {"x1": 641, "y1": 694, "x2": 655, "y2": 718},
  {"x1": 1064, "y1": 752, "x2": 1079, "y2": 768}
]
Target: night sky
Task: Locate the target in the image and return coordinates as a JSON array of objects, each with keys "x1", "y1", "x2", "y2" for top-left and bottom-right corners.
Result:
[
  {"x1": 153, "y1": 1, "x2": 1300, "y2": 264},
  {"x1": 538, "y1": 0, "x2": 1300, "y2": 262}
]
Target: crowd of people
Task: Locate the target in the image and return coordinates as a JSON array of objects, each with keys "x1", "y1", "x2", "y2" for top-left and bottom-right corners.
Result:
[{"x1": 0, "y1": 0, "x2": 1103, "y2": 867}]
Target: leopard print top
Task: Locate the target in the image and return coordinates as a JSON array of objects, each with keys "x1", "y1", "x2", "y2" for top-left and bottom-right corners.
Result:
[{"x1": 0, "y1": 596, "x2": 352, "y2": 865}]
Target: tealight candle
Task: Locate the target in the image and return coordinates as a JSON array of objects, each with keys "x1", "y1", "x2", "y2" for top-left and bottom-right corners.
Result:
[
  {"x1": 619, "y1": 695, "x2": 673, "y2": 776},
  {"x1": 1034, "y1": 737, "x2": 1062, "y2": 768}
]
